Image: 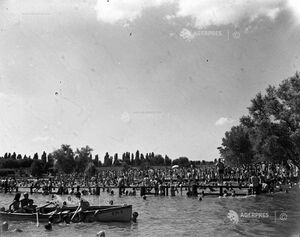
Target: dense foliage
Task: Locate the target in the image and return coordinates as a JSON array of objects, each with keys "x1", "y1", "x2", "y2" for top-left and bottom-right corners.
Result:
[
  {"x1": 0, "y1": 147, "x2": 213, "y2": 177},
  {"x1": 219, "y1": 72, "x2": 300, "y2": 168}
]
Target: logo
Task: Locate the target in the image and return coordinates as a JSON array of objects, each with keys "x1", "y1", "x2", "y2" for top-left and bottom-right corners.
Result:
[
  {"x1": 232, "y1": 31, "x2": 240, "y2": 39},
  {"x1": 279, "y1": 212, "x2": 287, "y2": 221},
  {"x1": 227, "y1": 209, "x2": 288, "y2": 224},
  {"x1": 227, "y1": 210, "x2": 239, "y2": 224}
]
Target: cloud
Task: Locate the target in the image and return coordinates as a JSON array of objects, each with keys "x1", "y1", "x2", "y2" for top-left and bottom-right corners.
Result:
[
  {"x1": 176, "y1": 0, "x2": 284, "y2": 29},
  {"x1": 215, "y1": 117, "x2": 235, "y2": 126},
  {"x1": 287, "y1": 0, "x2": 300, "y2": 24},
  {"x1": 95, "y1": 0, "x2": 300, "y2": 28},
  {"x1": 32, "y1": 136, "x2": 52, "y2": 143},
  {"x1": 95, "y1": 0, "x2": 175, "y2": 24}
]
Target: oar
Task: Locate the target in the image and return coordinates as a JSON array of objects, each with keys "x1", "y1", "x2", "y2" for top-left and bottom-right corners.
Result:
[
  {"x1": 36, "y1": 201, "x2": 55, "y2": 212},
  {"x1": 71, "y1": 205, "x2": 80, "y2": 221},
  {"x1": 36, "y1": 208, "x2": 39, "y2": 227}
]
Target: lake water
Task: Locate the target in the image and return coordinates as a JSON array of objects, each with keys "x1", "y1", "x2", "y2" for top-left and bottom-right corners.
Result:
[{"x1": 0, "y1": 187, "x2": 300, "y2": 237}]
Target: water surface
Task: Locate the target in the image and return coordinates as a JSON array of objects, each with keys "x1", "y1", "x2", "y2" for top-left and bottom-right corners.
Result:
[{"x1": 0, "y1": 187, "x2": 299, "y2": 237}]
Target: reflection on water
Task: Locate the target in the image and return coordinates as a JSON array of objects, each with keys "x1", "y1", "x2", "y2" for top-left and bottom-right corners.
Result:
[{"x1": 0, "y1": 187, "x2": 300, "y2": 237}]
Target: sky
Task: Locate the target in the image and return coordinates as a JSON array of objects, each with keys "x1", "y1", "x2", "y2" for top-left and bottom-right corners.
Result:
[{"x1": 0, "y1": 0, "x2": 300, "y2": 161}]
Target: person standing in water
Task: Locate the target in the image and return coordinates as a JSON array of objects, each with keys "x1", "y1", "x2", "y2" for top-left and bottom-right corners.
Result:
[{"x1": 216, "y1": 159, "x2": 225, "y2": 184}]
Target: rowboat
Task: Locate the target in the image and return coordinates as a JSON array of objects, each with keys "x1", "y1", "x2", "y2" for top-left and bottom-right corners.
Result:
[
  {"x1": 0, "y1": 211, "x2": 51, "y2": 222},
  {"x1": 0, "y1": 205, "x2": 133, "y2": 223}
]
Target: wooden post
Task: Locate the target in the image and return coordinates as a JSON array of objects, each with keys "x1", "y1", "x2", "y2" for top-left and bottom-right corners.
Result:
[
  {"x1": 165, "y1": 186, "x2": 169, "y2": 196},
  {"x1": 220, "y1": 186, "x2": 223, "y2": 196}
]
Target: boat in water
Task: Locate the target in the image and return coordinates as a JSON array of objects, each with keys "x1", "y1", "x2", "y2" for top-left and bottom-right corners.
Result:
[{"x1": 0, "y1": 204, "x2": 133, "y2": 223}]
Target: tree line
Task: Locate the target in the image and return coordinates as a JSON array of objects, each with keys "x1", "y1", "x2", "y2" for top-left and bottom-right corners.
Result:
[
  {"x1": 218, "y1": 72, "x2": 300, "y2": 168},
  {"x1": 0, "y1": 145, "x2": 214, "y2": 177}
]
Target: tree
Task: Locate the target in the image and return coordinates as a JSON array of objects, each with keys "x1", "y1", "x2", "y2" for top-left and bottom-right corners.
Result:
[
  {"x1": 220, "y1": 72, "x2": 300, "y2": 168},
  {"x1": 113, "y1": 153, "x2": 120, "y2": 166},
  {"x1": 94, "y1": 154, "x2": 99, "y2": 167},
  {"x1": 122, "y1": 152, "x2": 130, "y2": 165},
  {"x1": 108, "y1": 156, "x2": 113, "y2": 166},
  {"x1": 134, "y1": 150, "x2": 141, "y2": 166},
  {"x1": 130, "y1": 153, "x2": 134, "y2": 165},
  {"x1": 218, "y1": 125, "x2": 254, "y2": 166},
  {"x1": 150, "y1": 154, "x2": 164, "y2": 166},
  {"x1": 30, "y1": 159, "x2": 45, "y2": 177},
  {"x1": 98, "y1": 160, "x2": 103, "y2": 167},
  {"x1": 45, "y1": 153, "x2": 54, "y2": 173},
  {"x1": 164, "y1": 155, "x2": 172, "y2": 166},
  {"x1": 75, "y1": 146, "x2": 93, "y2": 173},
  {"x1": 52, "y1": 144, "x2": 75, "y2": 174},
  {"x1": 33, "y1": 153, "x2": 39, "y2": 160},
  {"x1": 84, "y1": 162, "x2": 96, "y2": 177},
  {"x1": 172, "y1": 157, "x2": 190, "y2": 167},
  {"x1": 41, "y1": 151, "x2": 47, "y2": 164},
  {"x1": 19, "y1": 156, "x2": 33, "y2": 168},
  {"x1": 11, "y1": 152, "x2": 16, "y2": 160},
  {"x1": 103, "y1": 152, "x2": 110, "y2": 167}
]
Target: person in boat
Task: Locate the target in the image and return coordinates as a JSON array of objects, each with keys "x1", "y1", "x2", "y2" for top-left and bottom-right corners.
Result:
[
  {"x1": 71, "y1": 192, "x2": 90, "y2": 222},
  {"x1": 20, "y1": 192, "x2": 35, "y2": 213},
  {"x1": 26, "y1": 199, "x2": 37, "y2": 212},
  {"x1": 48, "y1": 204, "x2": 70, "y2": 224},
  {"x1": 8, "y1": 193, "x2": 22, "y2": 213}
]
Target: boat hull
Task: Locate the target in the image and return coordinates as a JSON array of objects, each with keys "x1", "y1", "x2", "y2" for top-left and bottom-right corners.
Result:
[
  {"x1": 0, "y1": 205, "x2": 133, "y2": 223},
  {"x1": 89, "y1": 205, "x2": 132, "y2": 222},
  {"x1": 0, "y1": 212, "x2": 51, "y2": 222}
]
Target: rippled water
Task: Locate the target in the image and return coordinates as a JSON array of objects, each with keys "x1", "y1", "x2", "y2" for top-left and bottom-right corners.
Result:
[{"x1": 0, "y1": 187, "x2": 300, "y2": 237}]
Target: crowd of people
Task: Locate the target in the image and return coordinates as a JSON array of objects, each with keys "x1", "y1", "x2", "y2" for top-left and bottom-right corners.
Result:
[
  {"x1": 0, "y1": 160, "x2": 298, "y2": 234},
  {"x1": 0, "y1": 159, "x2": 299, "y2": 196}
]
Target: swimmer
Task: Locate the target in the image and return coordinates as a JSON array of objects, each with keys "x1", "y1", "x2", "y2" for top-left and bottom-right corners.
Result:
[
  {"x1": 44, "y1": 222, "x2": 52, "y2": 231},
  {"x1": 143, "y1": 195, "x2": 147, "y2": 200},
  {"x1": 132, "y1": 212, "x2": 139, "y2": 223},
  {"x1": 2, "y1": 221, "x2": 23, "y2": 233},
  {"x1": 2, "y1": 221, "x2": 8, "y2": 232}
]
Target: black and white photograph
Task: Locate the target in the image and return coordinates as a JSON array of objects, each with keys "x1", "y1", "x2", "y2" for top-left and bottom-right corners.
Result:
[{"x1": 0, "y1": 0, "x2": 300, "y2": 236}]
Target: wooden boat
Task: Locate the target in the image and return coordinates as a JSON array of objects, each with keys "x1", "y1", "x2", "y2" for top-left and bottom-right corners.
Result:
[
  {"x1": 0, "y1": 205, "x2": 133, "y2": 223},
  {"x1": 76, "y1": 205, "x2": 133, "y2": 222},
  {"x1": 0, "y1": 210, "x2": 51, "y2": 222}
]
